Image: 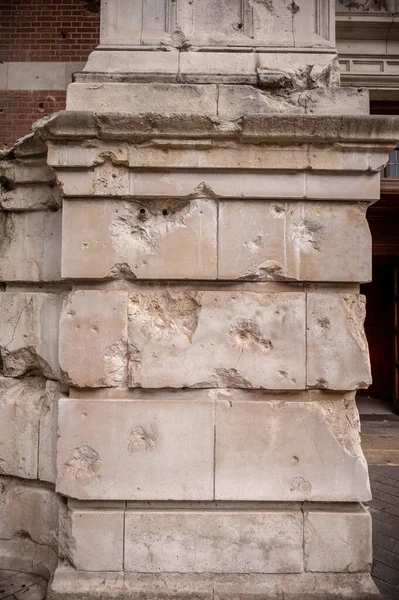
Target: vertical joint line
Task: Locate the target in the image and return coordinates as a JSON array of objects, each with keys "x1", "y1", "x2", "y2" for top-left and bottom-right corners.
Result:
[
  {"x1": 213, "y1": 400, "x2": 216, "y2": 501},
  {"x1": 216, "y1": 199, "x2": 220, "y2": 279},
  {"x1": 122, "y1": 501, "x2": 126, "y2": 571}
]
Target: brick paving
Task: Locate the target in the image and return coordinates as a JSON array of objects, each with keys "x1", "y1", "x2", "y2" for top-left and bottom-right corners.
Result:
[{"x1": 368, "y1": 465, "x2": 399, "y2": 600}]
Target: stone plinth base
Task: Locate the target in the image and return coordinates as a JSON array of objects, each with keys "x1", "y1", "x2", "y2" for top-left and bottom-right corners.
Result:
[{"x1": 48, "y1": 568, "x2": 380, "y2": 600}]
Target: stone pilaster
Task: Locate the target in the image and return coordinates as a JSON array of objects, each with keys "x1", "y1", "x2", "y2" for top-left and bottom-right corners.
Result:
[{"x1": 1, "y1": 1, "x2": 399, "y2": 598}]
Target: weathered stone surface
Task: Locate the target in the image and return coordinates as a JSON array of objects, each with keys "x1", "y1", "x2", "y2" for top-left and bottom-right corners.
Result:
[
  {"x1": 124, "y1": 507, "x2": 303, "y2": 573},
  {"x1": 303, "y1": 503, "x2": 372, "y2": 573},
  {"x1": 0, "y1": 159, "x2": 61, "y2": 211},
  {"x1": 0, "y1": 210, "x2": 61, "y2": 281},
  {"x1": 0, "y1": 377, "x2": 46, "y2": 479},
  {"x1": 128, "y1": 289, "x2": 306, "y2": 389},
  {"x1": 218, "y1": 201, "x2": 371, "y2": 283},
  {"x1": 38, "y1": 381, "x2": 61, "y2": 484},
  {"x1": 59, "y1": 290, "x2": 128, "y2": 388},
  {"x1": 307, "y1": 293, "x2": 372, "y2": 390},
  {"x1": 56, "y1": 397, "x2": 214, "y2": 500},
  {"x1": 0, "y1": 292, "x2": 61, "y2": 379},
  {"x1": 61, "y1": 198, "x2": 217, "y2": 280},
  {"x1": 67, "y1": 83, "x2": 218, "y2": 114},
  {"x1": 0, "y1": 477, "x2": 59, "y2": 577},
  {"x1": 61, "y1": 508, "x2": 124, "y2": 571},
  {"x1": 217, "y1": 86, "x2": 369, "y2": 119},
  {"x1": 214, "y1": 394, "x2": 370, "y2": 502},
  {"x1": 48, "y1": 568, "x2": 380, "y2": 600}
]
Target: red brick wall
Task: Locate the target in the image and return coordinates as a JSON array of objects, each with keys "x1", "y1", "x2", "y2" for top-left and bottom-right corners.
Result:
[
  {"x1": 1, "y1": 0, "x2": 100, "y2": 147},
  {"x1": 0, "y1": 90, "x2": 67, "y2": 148}
]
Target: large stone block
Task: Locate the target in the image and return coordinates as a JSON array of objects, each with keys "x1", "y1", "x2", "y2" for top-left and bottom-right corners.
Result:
[
  {"x1": 124, "y1": 507, "x2": 303, "y2": 573},
  {"x1": 59, "y1": 290, "x2": 128, "y2": 388},
  {"x1": 307, "y1": 293, "x2": 372, "y2": 390},
  {"x1": 0, "y1": 377, "x2": 45, "y2": 479},
  {"x1": 61, "y1": 198, "x2": 217, "y2": 280},
  {"x1": 67, "y1": 83, "x2": 218, "y2": 114},
  {"x1": 214, "y1": 394, "x2": 370, "y2": 502},
  {"x1": 0, "y1": 476, "x2": 59, "y2": 577},
  {"x1": 56, "y1": 397, "x2": 214, "y2": 500},
  {"x1": 304, "y1": 503, "x2": 372, "y2": 573},
  {"x1": 0, "y1": 292, "x2": 61, "y2": 379},
  {"x1": 62, "y1": 508, "x2": 124, "y2": 571},
  {"x1": 128, "y1": 289, "x2": 306, "y2": 389},
  {"x1": 218, "y1": 201, "x2": 371, "y2": 283},
  {"x1": 0, "y1": 210, "x2": 61, "y2": 281}
]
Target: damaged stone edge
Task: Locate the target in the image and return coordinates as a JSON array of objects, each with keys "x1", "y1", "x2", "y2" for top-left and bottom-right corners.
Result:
[{"x1": 3, "y1": 112, "x2": 399, "y2": 158}]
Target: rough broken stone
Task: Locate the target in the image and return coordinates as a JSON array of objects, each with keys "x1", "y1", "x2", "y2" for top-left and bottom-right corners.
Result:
[
  {"x1": 60, "y1": 507, "x2": 124, "y2": 571},
  {"x1": 0, "y1": 377, "x2": 46, "y2": 479},
  {"x1": 124, "y1": 507, "x2": 303, "y2": 573},
  {"x1": 59, "y1": 290, "x2": 128, "y2": 388},
  {"x1": 56, "y1": 397, "x2": 214, "y2": 500},
  {"x1": 0, "y1": 476, "x2": 59, "y2": 577},
  {"x1": 0, "y1": 159, "x2": 61, "y2": 211},
  {"x1": 307, "y1": 293, "x2": 372, "y2": 390},
  {"x1": 0, "y1": 210, "x2": 61, "y2": 281},
  {"x1": 218, "y1": 201, "x2": 371, "y2": 283},
  {"x1": 0, "y1": 292, "x2": 61, "y2": 380},
  {"x1": 127, "y1": 289, "x2": 306, "y2": 389},
  {"x1": 61, "y1": 198, "x2": 217, "y2": 280},
  {"x1": 304, "y1": 503, "x2": 372, "y2": 573},
  {"x1": 214, "y1": 394, "x2": 370, "y2": 502}
]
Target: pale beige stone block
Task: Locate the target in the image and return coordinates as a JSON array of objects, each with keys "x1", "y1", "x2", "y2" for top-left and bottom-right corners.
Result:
[
  {"x1": 0, "y1": 210, "x2": 61, "y2": 281},
  {"x1": 218, "y1": 201, "x2": 371, "y2": 283},
  {"x1": 124, "y1": 508, "x2": 303, "y2": 573},
  {"x1": 304, "y1": 503, "x2": 372, "y2": 573},
  {"x1": 56, "y1": 398, "x2": 214, "y2": 500},
  {"x1": 0, "y1": 377, "x2": 46, "y2": 479},
  {"x1": 61, "y1": 198, "x2": 217, "y2": 280},
  {"x1": 39, "y1": 381, "x2": 61, "y2": 484},
  {"x1": 179, "y1": 52, "x2": 256, "y2": 77},
  {"x1": 128, "y1": 289, "x2": 306, "y2": 389},
  {"x1": 0, "y1": 292, "x2": 61, "y2": 379},
  {"x1": 305, "y1": 172, "x2": 380, "y2": 201},
  {"x1": 64, "y1": 509, "x2": 124, "y2": 571},
  {"x1": 56, "y1": 163, "x2": 129, "y2": 196},
  {"x1": 0, "y1": 184, "x2": 62, "y2": 211},
  {"x1": 307, "y1": 293, "x2": 372, "y2": 390},
  {"x1": 130, "y1": 170, "x2": 306, "y2": 200},
  {"x1": 214, "y1": 396, "x2": 370, "y2": 501},
  {"x1": 84, "y1": 50, "x2": 179, "y2": 74},
  {"x1": 66, "y1": 83, "x2": 218, "y2": 114},
  {"x1": 59, "y1": 290, "x2": 128, "y2": 388},
  {"x1": 0, "y1": 476, "x2": 59, "y2": 552}
]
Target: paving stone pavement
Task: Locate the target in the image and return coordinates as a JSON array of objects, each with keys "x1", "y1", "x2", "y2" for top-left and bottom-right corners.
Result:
[{"x1": 368, "y1": 465, "x2": 399, "y2": 600}]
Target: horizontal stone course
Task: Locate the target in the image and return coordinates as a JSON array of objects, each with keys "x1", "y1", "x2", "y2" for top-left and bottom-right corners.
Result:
[{"x1": 56, "y1": 394, "x2": 369, "y2": 502}]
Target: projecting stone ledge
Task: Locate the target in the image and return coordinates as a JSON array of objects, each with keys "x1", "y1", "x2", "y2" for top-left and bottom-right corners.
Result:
[{"x1": 48, "y1": 568, "x2": 380, "y2": 600}]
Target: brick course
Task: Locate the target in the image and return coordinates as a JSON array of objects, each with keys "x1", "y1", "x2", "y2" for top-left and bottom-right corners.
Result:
[
  {"x1": 0, "y1": 0, "x2": 100, "y2": 146},
  {"x1": 0, "y1": 0, "x2": 100, "y2": 62}
]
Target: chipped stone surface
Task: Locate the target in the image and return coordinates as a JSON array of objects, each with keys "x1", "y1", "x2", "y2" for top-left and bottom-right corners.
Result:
[
  {"x1": 0, "y1": 477, "x2": 59, "y2": 578},
  {"x1": 214, "y1": 395, "x2": 370, "y2": 501},
  {"x1": 218, "y1": 201, "x2": 371, "y2": 283},
  {"x1": 56, "y1": 398, "x2": 214, "y2": 500},
  {"x1": 0, "y1": 377, "x2": 46, "y2": 479},
  {"x1": 59, "y1": 290, "x2": 128, "y2": 388},
  {"x1": 61, "y1": 198, "x2": 217, "y2": 280},
  {"x1": 128, "y1": 289, "x2": 306, "y2": 389},
  {"x1": 307, "y1": 293, "x2": 372, "y2": 390},
  {"x1": 304, "y1": 503, "x2": 372, "y2": 573},
  {"x1": 38, "y1": 381, "x2": 61, "y2": 484},
  {"x1": 60, "y1": 507, "x2": 124, "y2": 571},
  {"x1": 0, "y1": 292, "x2": 61, "y2": 379},
  {"x1": 124, "y1": 508, "x2": 303, "y2": 573},
  {"x1": 0, "y1": 210, "x2": 61, "y2": 281}
]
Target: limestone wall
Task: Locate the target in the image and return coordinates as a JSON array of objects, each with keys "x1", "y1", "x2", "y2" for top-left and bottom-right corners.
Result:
[{"x1": 1, "y1": 110, "x2": 398, "y2": 599}]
